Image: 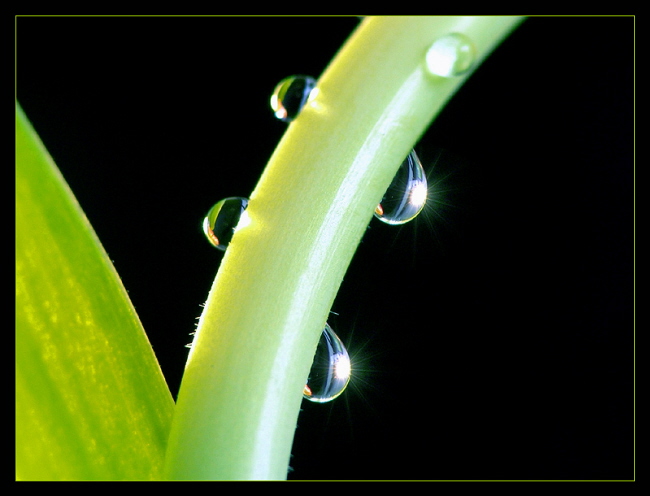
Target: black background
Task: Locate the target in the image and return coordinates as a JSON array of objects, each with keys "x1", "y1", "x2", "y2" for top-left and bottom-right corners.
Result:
[{"x1": 17, "y1": 16, "x2": 634, "y2": 481}]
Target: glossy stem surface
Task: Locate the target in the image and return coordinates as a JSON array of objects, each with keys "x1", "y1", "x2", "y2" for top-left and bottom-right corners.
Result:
[{"x1": 164, "y1": 16, "x2": 524, "y2": 480}]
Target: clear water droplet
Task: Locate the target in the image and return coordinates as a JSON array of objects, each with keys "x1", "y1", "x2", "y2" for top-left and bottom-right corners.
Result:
[
  {"x1": 374, "y1": 149, "x2": 428, "y2": 225},
  {"x1": 270, "y1": 75, "x2": 317, "y2": 122},
  {"x1": 425, "y1": 32, "x2": 476, "y2": 77},
  {"x1": 303, "y1": 323, "x2": 351, "y2": 403},
  {"x1": 202, "y1": 197, "x2": 249, "y2": 250}
]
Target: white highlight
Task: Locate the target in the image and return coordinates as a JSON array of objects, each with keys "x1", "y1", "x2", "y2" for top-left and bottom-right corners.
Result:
[
  {"x1": 333, "y1": 352, "x2": 351, "y2": 381},
  {"x1": 409, "y1": 180, "x2": 428, "y2": 208},
  {"x1": 234, "y1": 209, "x2": 251, "y2": 233}
]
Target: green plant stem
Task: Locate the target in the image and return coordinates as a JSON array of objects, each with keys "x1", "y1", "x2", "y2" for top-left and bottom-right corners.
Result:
[{"x1": 163, "y1": 16, "x2": 524, "y2": 480}]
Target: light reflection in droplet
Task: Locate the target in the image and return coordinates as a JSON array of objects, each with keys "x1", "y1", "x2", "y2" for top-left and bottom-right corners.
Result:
[
  {"x1": 202, "y1": 197, "x2": 249, "y2": 251},
  {"x1": 374, "y1": 149, "x2": 428, "y2": 225},
  {"x1": 409, "y1": 180, "x2": 428, "y2": 210},
  {"x1": 425, "y1": 32, "x2": 477, "y2": 78},
  {"x1": 270, "y1": 75, "x2": 317, "y2": 122},
  {"x1": 303, "y1": 323, "x2": 351, "y2": 403}
]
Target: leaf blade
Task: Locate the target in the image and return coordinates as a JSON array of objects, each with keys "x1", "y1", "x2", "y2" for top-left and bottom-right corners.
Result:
[{"x1": 16, "y1": 103, "x2": 174, "y2": 480}]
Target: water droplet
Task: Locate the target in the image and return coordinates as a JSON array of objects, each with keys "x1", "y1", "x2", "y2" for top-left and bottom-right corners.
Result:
[
  {"x1": 374, "y1": 149, "x2": 428, "y2": 225},
  {"x1": 270, "y1": 75, "x2": 317, "y2": 122},
  {"x1": 303, "y1": 323, "x2": 351, "y2": 403},
  {"x1": 425, "y1": 32, "x2": 476, "y2": 77},
  {"x1": 202, "y1": 197, "x2": 249, "y2": 250}
]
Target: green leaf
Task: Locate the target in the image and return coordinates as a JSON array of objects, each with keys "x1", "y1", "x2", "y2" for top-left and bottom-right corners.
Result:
[{"x1": 15, "y1": 103, "x2": 174, "y2": 481}]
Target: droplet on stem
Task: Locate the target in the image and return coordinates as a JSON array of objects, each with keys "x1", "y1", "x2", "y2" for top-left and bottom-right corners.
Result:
[
  {"x1": 202, "y1": 197, "x2": 249, "y2": 250},
  {"x1": 425, "y1": 32, "x2": 476, "y2": 77},
  {"x1": 374, "y1": 149, "x2": 428, "y2": 225},
  {"x1": 270, "y1": 75, "x2": 317, "y2": 122},
  {"x1": 303, "y1": 323, "x2": 351, "y2": 403}
]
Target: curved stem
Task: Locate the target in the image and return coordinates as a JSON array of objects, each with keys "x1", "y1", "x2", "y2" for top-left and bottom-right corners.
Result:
[{"x1": 164, "y1": 16, "x2": 524, "y2": 480}]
